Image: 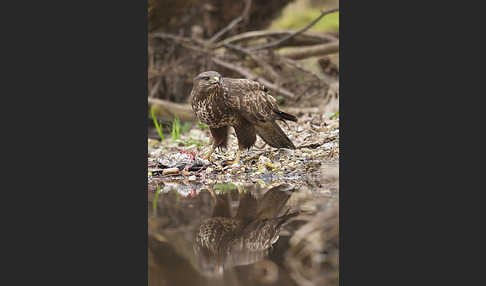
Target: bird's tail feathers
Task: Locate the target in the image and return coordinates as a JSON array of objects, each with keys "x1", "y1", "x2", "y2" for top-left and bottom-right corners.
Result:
[
  {"x1": 275, "y1": 110, "x2": 297, "y2": 122},
  {"x1": 255, "y1": 121, "x2": 295, "y2": 149}
]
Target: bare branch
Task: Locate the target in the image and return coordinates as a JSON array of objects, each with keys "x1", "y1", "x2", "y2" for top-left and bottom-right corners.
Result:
[
  {"x1": 151, "y1": 32, "x2": 193, "y2": 44},
  {"x1": 212, "y1": 57, "x2": 295, "y2": 99},
  {"x1": 208, "y1": 17, "x2": 244, "y2": 43},
  {"x1": 278, "y1": 41, "x2": 339, "y2": 60},
  {"x1": 149, "y1": 79, "x2": 162, "y2": 98},
  {"x1": 223, "y1": 43, "x2": 281, "y2": 83},
  {"x1": 151, "y1": 32, "x2": 206, "y2": 47},
  {"x1": 208, "y1": 0, "x2": 252, "y2": 43},
  {"x1": 214, "y1": 30, "x2": 337, "y2": 48},
  {"x1": 248, "y1": 8, "x2": 339, "y2": 51}
]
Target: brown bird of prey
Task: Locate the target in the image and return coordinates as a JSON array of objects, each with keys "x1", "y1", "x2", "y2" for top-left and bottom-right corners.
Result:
[{"x1": 191, "y1": 71, "x2": 297, "y2": 164}]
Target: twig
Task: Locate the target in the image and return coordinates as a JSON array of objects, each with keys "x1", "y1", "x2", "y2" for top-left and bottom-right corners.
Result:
[
  {"x1": 212, "y1": 57, "x2": 295, "y2": 99},
  {"x1": 151, "y1": 31, "x2": 208, "y2": 47},
  {"x1": 208, "y1": 0, "x2": 252, "y2": 43},
  {"x1": 284, "y1": 57, "x2": 323, "y2": 82},
  {"x1": 151, "y1": 32, "x2": 193, "y2": 44},
  {"x1": 149, "y1": 78, "x2": 162, "y2": 98},
  {"x1": 248, "y1": 8, "x2": 339, "y2": 51},
  {"x1": 222, "y1": 42, "x2": 250, "y2": 54},
  {"x1": 297, "y1": 137, "x2": 335, "y2": 149},
  {"x1": 223, "y1": 43, "x2": 281, "y2": 83},
  {"x1": 278, "y1": 41, "x2": 339, "y2": 60},
  {"x1": 162, "y1": 167, "x2": 180, "y2": 176},
  {"x1": 209, "y1": 17, "x2": 244, "y2": 43},
  {"x1": 149, "y1": 55, "x2": 195, "y2": 81}
]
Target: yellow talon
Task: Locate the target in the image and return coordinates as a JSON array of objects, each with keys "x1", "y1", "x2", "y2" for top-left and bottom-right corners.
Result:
[
  {"x1": 222, "y1": 150, "x2": 241, "y2": 166},
  {"x1": 202, "y1": 145, "x2": 216, "y2": 162}
]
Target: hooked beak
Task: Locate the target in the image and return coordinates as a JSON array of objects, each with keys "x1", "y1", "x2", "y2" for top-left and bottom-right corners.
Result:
[{"x1": 208, "y1": 76, "x2": 221, "y2": 85}]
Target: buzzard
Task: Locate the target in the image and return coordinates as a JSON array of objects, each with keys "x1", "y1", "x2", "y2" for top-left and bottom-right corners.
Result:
[{"x1": 191, "y1": 71, "x2": 297, "y2": 164}]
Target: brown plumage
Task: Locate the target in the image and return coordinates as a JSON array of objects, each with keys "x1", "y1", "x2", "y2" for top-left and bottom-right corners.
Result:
[{"x1": 190, "y1": 71, "x2": 297, "y2": 164}]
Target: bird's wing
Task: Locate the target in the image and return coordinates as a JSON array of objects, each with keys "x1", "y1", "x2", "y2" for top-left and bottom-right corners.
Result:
[
  {"x1": 223, "y1": 78, "x2": 278, "y2": 123},
  {"x1": 222, "y1": 78, "x2": 296, "y2": 149}
]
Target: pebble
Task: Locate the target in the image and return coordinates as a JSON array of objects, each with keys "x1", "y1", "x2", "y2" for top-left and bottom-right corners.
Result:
[{"x1": 258, "y1": 155, "x2": 271, "y2": 172}]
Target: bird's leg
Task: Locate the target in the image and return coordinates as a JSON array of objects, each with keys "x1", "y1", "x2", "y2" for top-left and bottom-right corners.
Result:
[
  {"x1": 223, "y1": 149, "x2": 241, "y2": 166},
  {"x1": 202, "y1": 145, "x2": 216, "y2": 162},
  {"x1": 233, "y1": 149, "x2": 241, "y2": 165}
]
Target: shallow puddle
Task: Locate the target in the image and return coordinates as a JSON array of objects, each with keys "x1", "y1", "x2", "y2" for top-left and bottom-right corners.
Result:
[{"x1": 148, "y1": 180, "x2": 338, "y2": 286}]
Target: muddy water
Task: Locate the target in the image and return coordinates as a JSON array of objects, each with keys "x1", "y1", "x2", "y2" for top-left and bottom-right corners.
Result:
[{"x1": 148, "y1": 178, "x2": 338, "y2": 286}]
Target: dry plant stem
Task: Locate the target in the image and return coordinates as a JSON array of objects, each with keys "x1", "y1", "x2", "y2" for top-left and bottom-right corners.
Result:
[
  {"x1": 278, "y1": 41, "x2": 339, "y2": 60},
  {"x1": 208, "y1": 0, "x2": 252, "y2": 43},
  {"x1": 212, "y1": 57, "x2": 295, "y2": 99},
  {"x1": 248, "y1": 8, "x2": 339, "y2": 51}
]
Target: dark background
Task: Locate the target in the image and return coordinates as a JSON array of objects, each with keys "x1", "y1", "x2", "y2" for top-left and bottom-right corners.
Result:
[{"x1": 0, "y1": 0, "x2": 479, "y2": 285}]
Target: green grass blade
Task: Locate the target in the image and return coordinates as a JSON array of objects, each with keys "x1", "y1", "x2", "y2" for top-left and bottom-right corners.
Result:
[
  {"x1": 151, "y1": 106, "x2": 164, "y2": 140},
  {"x1": 171, "y1": 117, "x2": 181, "y2": 140},
  {"x1": 181, "y1": 122, "x2": 192, "y2": 134},
  {"x1": 197, "y1": 121, "x2": 208, "y2": 130}
]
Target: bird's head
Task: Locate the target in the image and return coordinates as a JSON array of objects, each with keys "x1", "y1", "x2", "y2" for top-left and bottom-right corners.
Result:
[{"x1": 193, "y1": 71, "x2": 223, "y2": 94}]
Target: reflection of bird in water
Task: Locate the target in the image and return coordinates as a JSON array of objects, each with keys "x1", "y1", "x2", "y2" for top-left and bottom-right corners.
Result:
[{"x1": 194, "y1": 184, "x2": 299, "y2": 276}]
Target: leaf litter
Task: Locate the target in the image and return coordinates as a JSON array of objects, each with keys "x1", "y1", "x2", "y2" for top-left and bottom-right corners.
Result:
[{"x1": 148, "y1": 112, "x2": 339, "y2": 196}]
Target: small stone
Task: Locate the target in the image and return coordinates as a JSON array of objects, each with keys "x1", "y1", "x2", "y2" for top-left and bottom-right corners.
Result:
[{"x1": 258, "y1": 155, "x2": 271, "y2": 171}]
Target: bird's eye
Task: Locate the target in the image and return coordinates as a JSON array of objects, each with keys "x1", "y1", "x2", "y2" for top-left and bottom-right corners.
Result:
[{"x1": 202, "y1": 76, "x2": 210, "y2": 81}]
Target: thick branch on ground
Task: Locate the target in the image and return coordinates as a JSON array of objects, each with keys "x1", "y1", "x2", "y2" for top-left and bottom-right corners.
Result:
[
  {"x1": 278, "y1": 41, "x2": 339, "y2": 60},
  {"x1": 212, "y1": 57, "x2": 295, "y2": 99},
  {"x1": 248, "y1": 8, "x2": 339, "y2": 51},
  {"x1": 148, "y1": 97, "x2": 321, "y2": 122},
  {"x1": 148, "y1": 97, "x2": 195, "y2": 121}
]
